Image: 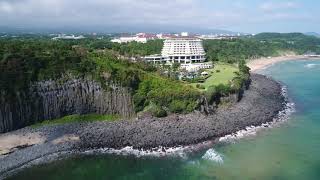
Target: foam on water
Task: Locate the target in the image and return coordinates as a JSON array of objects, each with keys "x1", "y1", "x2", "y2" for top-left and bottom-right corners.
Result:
[
  {"x1": 202, "y1": 149, "x2": 224, "y2": 164},
  {"x1": 304, "y1": 64, "x2": 319, "y2": 68},
  {"x1": 83, "y1": 85, "x2": 295, "y2": 159},
  {"x1": 82, "y1": 85, "x2": 295, "y2": 159},
  {"x1": 219, "y1": 86, "x2": 295, "y2": 143},
  {"x1": 83, "y1": 146, "x2": 189, "y2": 159},
  {"x1": 81, "y1": 140, "x2": 216, "y2": 159}
]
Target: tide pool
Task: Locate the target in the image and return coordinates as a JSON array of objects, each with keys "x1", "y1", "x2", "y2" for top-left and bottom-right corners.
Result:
[{"x1": 8, "y1": 59, "x2": 320, "y2": 180}]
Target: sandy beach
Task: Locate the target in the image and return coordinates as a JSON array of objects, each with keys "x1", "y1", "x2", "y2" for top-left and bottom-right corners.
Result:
[{"x1": 247, "y1": 55, "x2": 309, "y2": 72}]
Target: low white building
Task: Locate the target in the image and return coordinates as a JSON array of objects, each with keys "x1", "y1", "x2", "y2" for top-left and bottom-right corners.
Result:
[
  {"x1": 52, "y1": 34, "x2": 85, "y2": 40},
  {"x1": 111, "y1": 36, "x2": 147, "y2": 43},
  {"x1": 181, "y1": 32, "x2": 189, "y2": 37},
  {"x1": 111, "y1": 33, "x2": 157, "y2": 44},
  {"x1": 180, "y1": 62, "x2": 213, "y2": 72},
  {"x1": 143, "y1": 54, "x2": 167, "y2": 64}
]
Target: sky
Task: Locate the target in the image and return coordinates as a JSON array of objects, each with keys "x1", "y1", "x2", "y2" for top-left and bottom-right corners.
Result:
[{"x1": 0, "y1": 0, "x2": 319, "y2": 33}]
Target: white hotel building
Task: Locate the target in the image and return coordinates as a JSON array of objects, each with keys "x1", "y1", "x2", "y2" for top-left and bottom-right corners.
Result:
[{"x1": 144, "y1": 36, "x2": 212, "y2": 72}]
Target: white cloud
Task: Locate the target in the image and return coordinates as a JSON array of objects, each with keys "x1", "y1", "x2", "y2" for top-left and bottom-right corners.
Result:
[
  {"x1": 0, "y1": 2, "x2": 13, "y2": 13},
  {"x1": 260, "y1": 1, "x2": 299, "y2": 12},
  {"x1": 0, "y1": 0, "x2": 244, "y2": 29},
  {"x1": 0, "y1": 0, "x2": 315, "y2": 32}
]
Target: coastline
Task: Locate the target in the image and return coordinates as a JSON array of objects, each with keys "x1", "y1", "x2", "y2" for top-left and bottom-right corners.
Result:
[
  {"x1": 247, "y1": 55, "x2": 319, "y2": 72},
  {"x1": 0, "y1": 74, "x2": 286, "y2": 178}
]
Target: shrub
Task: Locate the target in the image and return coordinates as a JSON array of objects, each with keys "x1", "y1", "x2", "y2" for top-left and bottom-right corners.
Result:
[
  {"x1": 169, "y1": 100, "x2": 186, "y2": 113},
  {"x1": 136, "y1": 75, "x2": 201, "y2": 114},
  {"x1": 196, "y1": 84, "x2": 205, "y2": 89},
  {"x1": 186, "y1": 101, "x2": 198, "y2": 112},
  {"x1": 215, "y1": 84, "x2": 232, "y2": 96},
  {"x1": 205, "y1": 86, "x2": 217, "y2": 102},
  {"x1": 150, "y1": 105, "x2": 167, "y2": 117},
  {"x1": 216, "y1": 70, "x2": 221, "y2": 73},
  {"x1": 133, "y1": 93, "x2": 147, "y2": 112}
]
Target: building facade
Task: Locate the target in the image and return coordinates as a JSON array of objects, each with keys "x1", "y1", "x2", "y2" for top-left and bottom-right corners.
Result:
[
  {"x1": 161, "y1": 37, "x2": 206, "y2": 64},
  {"x1": 143, "y1": 36, "x2": 211, "y2": 72}
]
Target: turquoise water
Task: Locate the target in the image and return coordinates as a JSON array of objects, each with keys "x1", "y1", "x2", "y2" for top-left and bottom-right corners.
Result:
[{"x1": 8, "y1": 60, "x2": 320, "y2": 180}]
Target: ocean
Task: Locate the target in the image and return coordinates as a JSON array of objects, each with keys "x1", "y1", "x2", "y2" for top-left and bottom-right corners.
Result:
[{"x1": 8, "y1": 59, "x2": 320, "y2": 180}]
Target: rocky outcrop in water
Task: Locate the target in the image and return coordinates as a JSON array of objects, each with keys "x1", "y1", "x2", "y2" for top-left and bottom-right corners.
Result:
[{"x1": 0, "y1": 75, "x2": 135, "y2": 133}]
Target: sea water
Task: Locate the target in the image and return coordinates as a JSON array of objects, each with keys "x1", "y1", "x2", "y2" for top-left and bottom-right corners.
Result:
[{"x1": 8, "y1": 59, "x2": 320, "y2": 180}]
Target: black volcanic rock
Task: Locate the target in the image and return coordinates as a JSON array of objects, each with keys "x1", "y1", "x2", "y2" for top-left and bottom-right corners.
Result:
[
  {"x1": 77, "y1": 74, "x2": 284, "y2": 149},
  {"x1": 0, "y1": 74, "x2": 285, "y2": 178}
]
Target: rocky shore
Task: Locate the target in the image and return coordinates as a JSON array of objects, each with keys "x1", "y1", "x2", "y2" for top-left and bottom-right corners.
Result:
[{"x1": 0, "y1": 74, "x2": 285, "y2": 178}]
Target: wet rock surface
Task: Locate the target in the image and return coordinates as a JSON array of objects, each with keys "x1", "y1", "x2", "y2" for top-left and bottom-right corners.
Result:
[{"x1": 0, "y1": 74, "x2": 285, "y2": 178}]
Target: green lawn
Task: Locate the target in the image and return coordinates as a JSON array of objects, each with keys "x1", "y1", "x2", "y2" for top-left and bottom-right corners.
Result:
[
  {"x1": 191, "y1": 63, "x2": 238, "y2": 90},
  {"x1": 31, "y1": 114, "x2": 121, "y2": 128}
]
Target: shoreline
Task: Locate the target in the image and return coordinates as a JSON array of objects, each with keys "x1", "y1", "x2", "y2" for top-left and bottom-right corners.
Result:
[
  {"x1": 247, "y1": 55, "x2": 319, "y2": 72},
  {"x1": 0, "y1": 74, "x2": 286, "y2": 178}
]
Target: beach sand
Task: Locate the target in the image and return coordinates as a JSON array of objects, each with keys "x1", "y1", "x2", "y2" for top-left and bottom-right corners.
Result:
[
  {"x1": 0, "y1": 133, "x2": 45, "y2": 155},
  {"x1": 247, "y1": 55, "x2": 307, "y2": 72}
]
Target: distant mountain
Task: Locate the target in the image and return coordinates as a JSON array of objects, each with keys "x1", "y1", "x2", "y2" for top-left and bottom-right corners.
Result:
[
  {"x1": 305, "y1": 32, "x2": 320, "y2": 37},
  {"x1": 253, "y1": 32, "x2": 309, "y2": 40},
  {"x1": 0, "y1": 25, "x2": 241, "y2": 35}
]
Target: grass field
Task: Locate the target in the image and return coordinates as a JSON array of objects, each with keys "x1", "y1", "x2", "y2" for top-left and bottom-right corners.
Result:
[
  {"x1": 32, "y1": 114, "x2": 121, "y2": 128},
  {"x1": 191, "y1": 63, "x2": 238, "y2": 90}
]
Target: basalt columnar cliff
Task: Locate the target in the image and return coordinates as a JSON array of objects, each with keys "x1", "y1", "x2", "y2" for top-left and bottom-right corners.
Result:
[
  {"x1": 0, "y1": 75, "x2": 135, "y2": 133},
  {"x1": 0, "y1": 38, "x2": 286, "y2": 178},
  {"x1": 0, "y1": 39, "x2": 250, "y2": 133},
  {"x1": 0, "y1": 74, "x2": 249, "y2": 133},
  {"x1": 0, "y1": 74, "x2": 286, "y2": 179}
]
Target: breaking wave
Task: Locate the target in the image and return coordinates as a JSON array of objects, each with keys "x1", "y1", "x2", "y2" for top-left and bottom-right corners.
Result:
[
  {"x1": 81, "y1": 140, "x2": 216, "y2": 159},
  {"x1": 202, "y1": 149, "x2": 224, "y2": 164},
  {"x1": 82, "y1": 146, "x2": 189, "y2": 159},
  {"x1": 84, "y1": 86, "x2": 295, "y2": 159},
  {"x1": 304, "y1": 63, "x2": 320, "y2": 68},
  {"x1": 219, "y1": 85, "x2": 295, "y2": 143}
]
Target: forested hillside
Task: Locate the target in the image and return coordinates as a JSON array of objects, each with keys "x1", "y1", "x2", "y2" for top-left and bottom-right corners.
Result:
[
  {"x1": 0, "y1": 39, "x2": 199, "y2": 118},
  {"x1": 204, "y1": 33, "x2": 320, "y2": 63},
  {"x1": 3, "y1": 32, "x2": 316, "y2": 119},
  {"x1": 253, "y1": 33, "x2": 320, "y2": 54}
]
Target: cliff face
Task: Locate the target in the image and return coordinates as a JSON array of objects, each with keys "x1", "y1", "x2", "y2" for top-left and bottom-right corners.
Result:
[
  {"x1": 0, "y1": 76, "x2": 135, "y2": 133},
  {"x1": 199, "y1": 78, "x2": 251, "y2": 115}
]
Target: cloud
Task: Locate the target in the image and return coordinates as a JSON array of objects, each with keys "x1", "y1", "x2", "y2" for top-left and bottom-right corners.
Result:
[
  {"x1": 0, "y1": 0, "x2": 246, "y2": 29},
  {"x1": 0, "y1": 2, "x2": 13, "y2": 13},
  {"x1": 0, "y1": 0, "x2": 317, "y2": 33},
  {"x1": 259, "y1": 1, "x2": 299, "y2": 12}
]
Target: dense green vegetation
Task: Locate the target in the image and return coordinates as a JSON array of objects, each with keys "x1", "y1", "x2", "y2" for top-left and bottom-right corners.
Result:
[
  {"x1": 32, "y1": 114, "x2": 121, "y2": 128},
  {"x1": 0, "y1": 38, "x2": 199, "y2": 117},
  {"x1": 253, "y1": 33, "x2": 320, "y2": 54},
  {"x1": 203, "y1": 60, "x2": 250, "y2": 105},
  {"x1": 110, "y1": 40, "x2": 163, "y2": 56},
  {"x1": 204, "y1": 33, "x2": 320, "y2": 63},
  {"x1": 0, "y1": 38, "x2": 162, "y2": 91},
  {"x1": 133, "y1": 74, "x2": 200, "y2": 115},
  {"x1": 3, "y1": 32, "x2": 316, "y2": 117}
]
